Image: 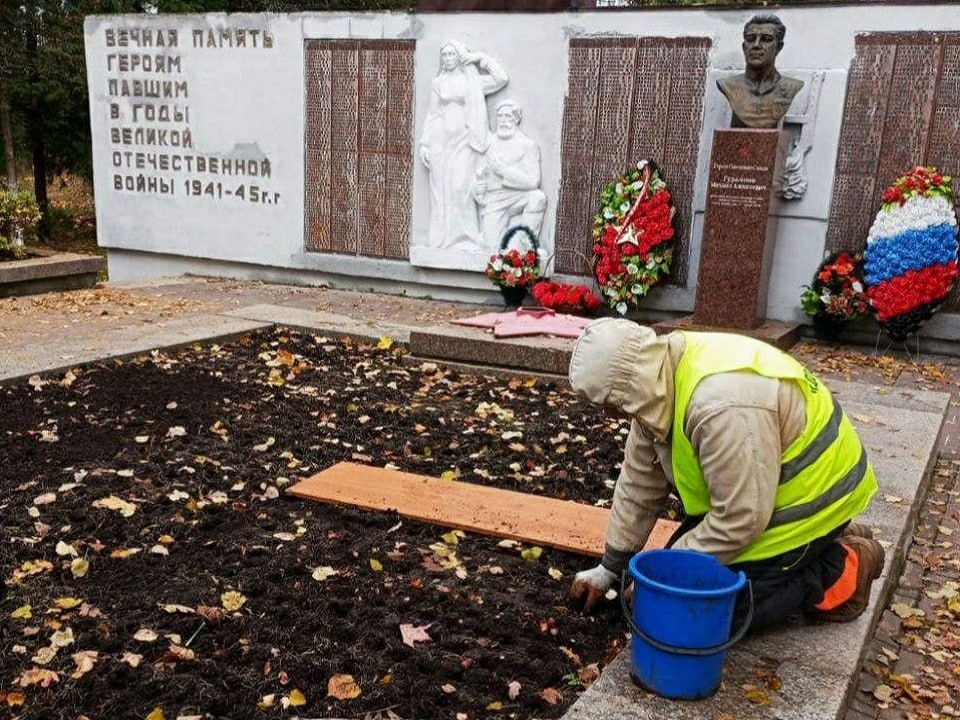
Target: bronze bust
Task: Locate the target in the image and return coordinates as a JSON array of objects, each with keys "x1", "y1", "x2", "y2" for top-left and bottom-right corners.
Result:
[{"x1": 717, "y1": 15, "x2": 804, "y2": 129}]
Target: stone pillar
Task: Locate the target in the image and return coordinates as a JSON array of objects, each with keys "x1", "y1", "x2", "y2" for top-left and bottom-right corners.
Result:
[{"x1": 692, "y1": 128, "x2": 782, "y2": 330}]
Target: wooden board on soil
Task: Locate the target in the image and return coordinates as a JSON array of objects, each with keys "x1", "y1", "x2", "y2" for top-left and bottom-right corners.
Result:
[{"x1": 290, "y1": 462, "x2": 679, "y2": 556}]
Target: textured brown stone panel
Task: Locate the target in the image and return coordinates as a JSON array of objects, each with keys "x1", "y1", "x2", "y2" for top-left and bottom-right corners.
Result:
[
  {"x1": 303, "y1": 40, "x2": 414, "y2": 259},
  {"x1": 692, "y1": 129, "x2": 779, "y2": 330},
  {"x1": 826, "y1": 33, "x2": 960, "y2": 259},
  {"x1": 555, "y1": 37, "x2": 710, "y2": 285},
  {"x1": 304, "y1": 42, "x2": 332, "y2": 253},
  {"x1": 290, "y1": 462, "x2": 679, "y2": 557}
]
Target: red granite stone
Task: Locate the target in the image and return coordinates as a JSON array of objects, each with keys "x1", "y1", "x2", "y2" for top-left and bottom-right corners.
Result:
[{"x1": 692, "y1": 129, "x2": 781, "y2": 330}]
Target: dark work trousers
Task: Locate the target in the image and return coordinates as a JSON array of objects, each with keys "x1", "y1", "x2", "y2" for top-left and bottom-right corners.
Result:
[{"x1": 666, "y1": 517, "x2": 849, "y2": 632}]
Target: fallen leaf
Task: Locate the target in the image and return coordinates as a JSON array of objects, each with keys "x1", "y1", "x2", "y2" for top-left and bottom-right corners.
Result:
[
  {"x1": 70, "y1": 650, "x2": 98, "y2": 679},
  {"x1": 51, "y1": 627, "x2": 75, "y2": 647},
  {"x1": 110, "y1": 548, "x2": 142, "y2": 559},
  {"x1": 744, "y1": 687, "x2": 770, "y2": 705},
  {"x1": 257, "y1": 694, "x2": 275, "y2": 709},
  {"x1": 370, "y1": 558, "x2": 383, "y2": 572},
  {"x1": 122, "y1": 652, "x2": 142, "y2": 667},
  {"x1": 32, "y1": 646, "x2": 58, "y2": 665},
  {"x1": 17, "y1": 667, "x2": 59, "y2": 688},
  {"x1": 55, "y1": 541, "x2": 78, "y2": 557},
  {"x1": 3, "y1": 692, "x2": 25, "y2": 707},
  {"x1": 70, "y1": 558, "x2": 89, "y2": 578},
  {"x1": 133, "y1": 628, "x2": 159, "y2": 642},
  {"x1": 939, "y1": 525, "x2": 954, "y2": 536},
  {"x1": 521, "y1": 546, "x2": 543, "y2": 563},
  {"x1": 312, "y1": 566, "x2": 338, "y2": 582},
  {"x1": 33, "y1": 492, "x2": 57, "y2": 506},
  {"x1": 486, "y1": 701, "x2": 503, "y2": 711},
  {"x1": 161, "y1": 604, "x2": 194, "y2": 615},
  {"x1": 577, "y1": 663, "x2": 600, "y2": 686},
  {"x1": 891, "y1": 603, "x2": 925, "y2": 619},
  {"x1": 145, "y1": 707, "x2": 165, "y2": 720},
  {"x1": 400, "y1": 623, "x2": 433, "y2": 648},
  {"x1": 10, "y1": 605, "x2": 32, "y2": 620},
  {"x1": 377, "y1": 336, "x2": 394, "y2": 350},
  {"x1": 167, "y1": 490, "x2": 190, "y2": 502},
  {"x1": 165, "y1": 426, "x2": 187, "y2": 439},
  {"x1": 92, "y1": 495, "x2": 137, "y2": 517},
  {"x1": 285, "y1": 689, "x2": 306, "y2": 707},
  {"x1": 150, "y1": 545, "x2": 169, "y2": 556},
  {"x1": 327, "y1": 673, "x2": 361, "y2": 700},
  {"x1": 165, "y1": 644, "x2": 196, "y2": 662},
  {"x1": 195, "y1": 605, "x2": 224, "y2": 624},
  {"x1": 548, "y1": 567, "x2": 563, "y2": 581},
  {"x1": 53, "y1": 598, "x2": 83, "y2": 611},
  {"x1": 873, "y1": 684, "x2": 895, "y2": 702},
  {"x1": 441, "y1": 683, "x2": 457, "y2": 694},
  {"x1": 507, "y1": 680, "x2": 522, "y2": 700},
  {"x1": 135, "y1": 435, "x2": 150, "y2": 444},
  {"x1": 441, "y1": 530, "x2": 465, "y2": 545},
  {"x1": 220, "y1": 591, "x2": 246, "y2": 612},
  {"x1": 253, "y1": 437, "x2": 276, "y2": 452},
  {"x1": 883, "y1": 494, "x2": 904, "y2": 504},
  {"x1": 539, "y1": 687, "x2": 562, "y2": 705}
]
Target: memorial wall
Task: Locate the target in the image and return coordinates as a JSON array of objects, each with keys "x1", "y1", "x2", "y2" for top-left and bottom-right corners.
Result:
[{"x1": 84, "y1": 6, "x2": 960, "y2": 332}]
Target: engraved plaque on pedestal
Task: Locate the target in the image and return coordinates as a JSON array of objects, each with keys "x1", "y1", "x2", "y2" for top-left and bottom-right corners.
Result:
[{"x1": 692, "y1": 129, "x2": 780, "y2": 330}]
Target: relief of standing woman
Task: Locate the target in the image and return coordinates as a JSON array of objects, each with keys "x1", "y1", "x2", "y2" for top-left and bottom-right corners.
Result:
[{"x1": 419, "y1": 40, "x2": 508, "y2": 250}]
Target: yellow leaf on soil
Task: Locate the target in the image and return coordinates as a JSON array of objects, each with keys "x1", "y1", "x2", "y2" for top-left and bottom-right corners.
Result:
[
  {"x1": 286, "y1": 689, "x2": 306, "y2": 707},
  {"x1": 744, "y1": 687, "x2": 770, "y2": 705},
  {"x1": 327, "y1": 673, "x2": 361, "y2": 700},
  {"x1": 521, "y1": 546, "x2": 543, "y2": 563},
  {"x1": 311, "y1": 566, "x2": 338, "y2": 582},
  {"x1": 145, "y1": 707, "x2": 166, "y2": 720},
  {"x1": 548, "y1": 567, "x2": 563, "y2": 581},
  {"x1": 486, "y1": 701, "x2": 503, "y2": 711},
  {"x1": 53, "y1": 597, "x2": 83, "y2": 610},
  {"x1": 441, "y1": 530, "x2": 465, "y2": 545},
  {"x1": 220, "y1": 591, "x2": 246, "y2": 612},
  {"x1": 440, "y1": 470, "x2": 458, "y2": 481},
  {"x1": 92, "y1": 495, "x2": 137, "y2": 517},
  {"x1": 377, "y1": 336, "x2": 394, "y2": 350},
  {"x1": 70, "y1": 558, "x2": 89, "y2": 578},
  {"x1": 257, "y1": 694, "x2": 275, "y2": 709},
  {"x1": 3, "y1": 692, "x2": 25, "y2": 707},
  {"x1": 370, "y1": 558, "x2": 383, "y2": 572},
  {"x1": 10, "y1": 605, "x2": 32, "y2": 620}
]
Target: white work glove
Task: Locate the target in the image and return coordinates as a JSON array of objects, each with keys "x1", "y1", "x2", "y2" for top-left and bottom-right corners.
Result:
[{"x1": 570, "y1": 564, "x2": 618, "y2": 613}]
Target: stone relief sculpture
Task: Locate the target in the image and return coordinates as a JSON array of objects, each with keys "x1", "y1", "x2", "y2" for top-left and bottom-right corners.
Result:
[
  {"x1": 419, "y1": 40, "x2": 508, "y2": 250},
  {"x1": 776, "y1": 71, "x2": 824, "y2": 201},
  {"x1": 473, "y1": 101, "x2": 547, "y2": 251},
  {"x1": 717, "y1": 14, "x2": 804, "y2": 129}
]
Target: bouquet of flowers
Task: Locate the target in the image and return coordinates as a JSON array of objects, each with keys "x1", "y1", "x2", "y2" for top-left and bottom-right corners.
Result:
[
  {"x1": 863, "y1": 166, "x2": 958, "y2": 341},
  {"x1": 800, "y1": 251, "x2": 871, "y2": 338},
  {"x1": 531, "y1": 281, "x2": 602, "y2": 315},
  {"x1": 591, "y1": 160, "x2": 675, "y2": 315},
  {"x1": 485, "y1": 247, "x2": 541, "y2": 289}
]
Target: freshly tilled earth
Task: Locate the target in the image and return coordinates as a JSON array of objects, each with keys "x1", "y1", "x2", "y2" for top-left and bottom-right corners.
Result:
[{"x1": 0, "y1": 328, "x2": 638, "y2": 720}]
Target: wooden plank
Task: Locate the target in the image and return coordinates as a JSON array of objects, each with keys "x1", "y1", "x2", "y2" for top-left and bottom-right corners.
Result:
[{"x1": 288, "y1": 462, "x2": 678, "y2": 557}]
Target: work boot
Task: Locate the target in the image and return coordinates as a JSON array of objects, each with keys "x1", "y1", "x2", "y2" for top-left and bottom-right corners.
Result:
[
  {"x1": 814, "y1": 536, "x2": 886, "y2": 623},
  {"x1": 842, "y1": 523, "x2": 874, "y2": 540}
]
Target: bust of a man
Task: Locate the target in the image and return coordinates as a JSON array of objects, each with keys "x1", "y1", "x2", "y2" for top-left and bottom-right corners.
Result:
[{"x1": 717, "y1": 14, "x2": 804, "y2": 129}]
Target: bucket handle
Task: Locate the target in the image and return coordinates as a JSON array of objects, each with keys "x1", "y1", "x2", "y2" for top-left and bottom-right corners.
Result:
[{"x1": 619, "y1": 571, "x2": 754, "y2": 657}]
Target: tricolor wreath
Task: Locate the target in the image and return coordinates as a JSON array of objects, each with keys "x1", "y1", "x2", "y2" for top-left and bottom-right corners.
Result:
[
  {"x1": 863, "y1": 166, "x2": 959, "y2": 342},
  {"x1": 591, "y1": 160, "x2": 676, "y2": 315}
]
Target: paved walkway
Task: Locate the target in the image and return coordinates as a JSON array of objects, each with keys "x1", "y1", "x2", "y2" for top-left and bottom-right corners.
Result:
[{"x1": 3, "y1": 277, "x2": 959, "y2": 720}]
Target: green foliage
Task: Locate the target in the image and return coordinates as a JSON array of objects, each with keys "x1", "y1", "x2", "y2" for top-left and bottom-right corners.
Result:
[{"x1": 0, "y1": 189, "x2": 43, "y2": 247}]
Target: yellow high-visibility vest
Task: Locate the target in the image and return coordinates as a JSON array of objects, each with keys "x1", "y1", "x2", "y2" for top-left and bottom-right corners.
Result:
[{"x1": 671, "y1": 332, "x2": 877, "y2": 563}]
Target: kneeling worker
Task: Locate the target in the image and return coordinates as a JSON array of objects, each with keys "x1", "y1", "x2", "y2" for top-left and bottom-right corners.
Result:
[{"x1": 567, "y1": 319, "x2": 884, "y2": 629}]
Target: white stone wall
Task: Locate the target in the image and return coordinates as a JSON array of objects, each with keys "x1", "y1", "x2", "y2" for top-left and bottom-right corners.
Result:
[{"x1": 84, "y1": 6, "x2": 959, "y2": 326}]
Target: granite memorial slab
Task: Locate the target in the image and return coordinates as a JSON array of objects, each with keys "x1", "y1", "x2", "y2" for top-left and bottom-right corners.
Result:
[{"x1": 692, "y1": 128, "x2": 780, "y2": 329}]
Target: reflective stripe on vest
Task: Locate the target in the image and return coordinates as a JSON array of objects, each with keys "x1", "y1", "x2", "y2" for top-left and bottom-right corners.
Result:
[{"x1": 671, "y1": 331, "x2": 878, "y2": 563}]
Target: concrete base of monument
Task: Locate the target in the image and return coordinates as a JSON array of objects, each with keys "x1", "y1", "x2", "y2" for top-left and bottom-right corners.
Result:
[
  {"x1": 651, "y1": 314, "x2": 803, "y2": 350},
  {"x1": 0, "y1": 248, "x2": 106, "y2": 299}
]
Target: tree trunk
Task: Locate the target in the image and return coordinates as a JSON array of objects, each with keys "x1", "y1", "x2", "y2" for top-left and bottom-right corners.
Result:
[
  {"x1": 0, "y1": 81, "x2": 16, "y2": 193},
  {"x1": 25, "y1": 29, "x2": 48, "y2": 239}
]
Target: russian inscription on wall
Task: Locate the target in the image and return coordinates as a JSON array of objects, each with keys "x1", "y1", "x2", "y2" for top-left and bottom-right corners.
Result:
[{"x1": 96, "y1": 22, "x2": 281, "y2": 212}]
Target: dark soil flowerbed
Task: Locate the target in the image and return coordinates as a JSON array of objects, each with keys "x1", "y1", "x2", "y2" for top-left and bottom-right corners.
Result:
[{"x1": 0, "y1": 329, "x2": 637, "y2": 720}]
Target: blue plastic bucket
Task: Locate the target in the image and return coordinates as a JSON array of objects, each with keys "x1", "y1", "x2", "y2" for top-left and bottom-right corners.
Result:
[{"x1": 624, "y1": 549, "x2": 752, "y2": 700}]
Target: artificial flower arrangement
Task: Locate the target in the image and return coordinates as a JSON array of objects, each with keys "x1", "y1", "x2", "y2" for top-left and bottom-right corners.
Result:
[
  {"x1": 485, "y1": 225, "x2": 542, "y2": 290},
  {"x1": 531, "y1": 280, "x2": 602, "y2": 315},
  {"x1": 591, "y1": 159, "x2": 676, "y2": 315},
  {"x1": 800, "y1": 251, "x2": 871, "y2": 338},
  {"x1": 863, "y1": 166, "x2": 958, "y2": 342}
]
